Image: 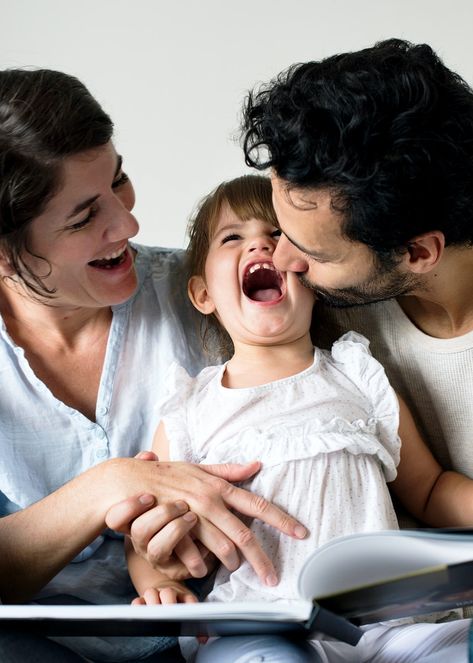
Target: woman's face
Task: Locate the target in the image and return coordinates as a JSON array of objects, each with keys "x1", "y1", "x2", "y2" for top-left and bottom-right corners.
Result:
[{"x1": 20, "y1": 141, "x2": 140, "y2": 310}]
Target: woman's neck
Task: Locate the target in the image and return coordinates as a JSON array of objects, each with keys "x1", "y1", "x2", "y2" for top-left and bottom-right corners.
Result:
[
  {"x1": 0, "y1": 280, "x2": 111, "y2": 351},
  {"x1": 223, "y1": 332, "x2": 314, "y2": 388}
]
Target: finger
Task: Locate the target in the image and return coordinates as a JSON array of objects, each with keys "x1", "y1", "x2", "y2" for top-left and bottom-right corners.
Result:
[
  {"x1": 143, "y1": 512, "x2": 199, "y2": 566},
  {"x1": 135, "y1": 451, "x2": 159, "y2": 461},
  {"x1": 193, "y1": 511, "x2": 281, "y2": 587},
  {"x1": 129, "y1": 502, "x2": 192, "y2": 556},
  {"x1": 183, "y1": 593, "x2": 199, "y2": 604},
  {"x1": 105, "y1": 494, "x2": 156, "y2": 533},
  {"x1": 159, "y1": 587, "x2": 178, "y2": 605},
  {"x1": 174, "y1": 534, "x2": 208, "y2": 578},
  {"x1": 218, "y1": 481, "x2": 308, "y2": 541},
  {"x1": 191, "y1": 517, "x2": 240, "y2": 572},
  {"x1": 142, "y1": 588, "x2": 162, "y2": 605},
  {"x1": 201, "y1": 461, "x2": 262, "y2": 483},
  {"x1": 131, "y1": 596, "x2": 146, "y2": 606}
]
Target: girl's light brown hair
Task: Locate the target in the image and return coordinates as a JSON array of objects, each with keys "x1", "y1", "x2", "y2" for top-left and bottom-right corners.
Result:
[{"x1": 186, "y1": 174, "x2": 278, "y2": 357}]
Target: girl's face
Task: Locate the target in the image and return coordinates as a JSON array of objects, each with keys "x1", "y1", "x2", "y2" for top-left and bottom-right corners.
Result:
[
  {"x1": 6, "y1": 141, "x2": 140, "y2": 310},
  {"x1": 188, "y1": 204, "x2": 315, "y2": 346}
]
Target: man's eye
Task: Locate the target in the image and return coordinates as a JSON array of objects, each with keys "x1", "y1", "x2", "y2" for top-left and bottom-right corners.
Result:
[
  {"x1": 112, "y1": 172, "x2": 129, "y2": 189},
  {"x1": 221, "y1": 234, "x2": 241, "y2": 244}
]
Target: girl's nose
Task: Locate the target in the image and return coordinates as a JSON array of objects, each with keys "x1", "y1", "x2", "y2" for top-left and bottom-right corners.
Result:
[
  {"x1": 273, "y1": 233, "x2": 309, "y2": 273},
  {"x1": 248, "y1": 235, "x2": 275, "y2": 253}
]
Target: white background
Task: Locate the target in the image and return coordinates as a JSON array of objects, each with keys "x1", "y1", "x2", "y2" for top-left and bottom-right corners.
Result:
[{"x1": 2, "y1": 0, "x2": 472, "y2": 248}]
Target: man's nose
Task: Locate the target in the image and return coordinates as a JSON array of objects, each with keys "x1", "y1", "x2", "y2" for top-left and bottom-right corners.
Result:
[{"x1": 273, "y1": 233, "x2": 309, "y2": 272}]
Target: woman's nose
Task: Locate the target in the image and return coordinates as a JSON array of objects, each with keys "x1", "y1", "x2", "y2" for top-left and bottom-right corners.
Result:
[
  {"x1": 273, "y1": 233, "x2": 309, "y2": 273},
  {"x1": 105, "y1": 198, "x2": 140, "y2": 242}
]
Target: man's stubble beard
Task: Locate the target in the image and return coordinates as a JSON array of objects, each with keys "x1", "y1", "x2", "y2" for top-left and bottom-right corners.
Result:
[{"x1": 298, "y1": 267, "x2": 420, "y2": 309}]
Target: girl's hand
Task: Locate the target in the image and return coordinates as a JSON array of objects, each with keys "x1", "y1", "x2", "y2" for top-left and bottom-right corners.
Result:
[{"x1": 131, "y1": 581, "x2": 198, "y2": 605}]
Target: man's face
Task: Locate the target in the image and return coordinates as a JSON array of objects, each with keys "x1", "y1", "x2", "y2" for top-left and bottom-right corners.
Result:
[{"x1": 271, "y1": 177, "x2": 418, "y2": 307}]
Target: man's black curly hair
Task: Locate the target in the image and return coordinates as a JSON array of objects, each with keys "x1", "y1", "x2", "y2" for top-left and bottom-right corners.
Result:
[{"x1": 242, "y1": 38, "x2": 473, "y2": 255}]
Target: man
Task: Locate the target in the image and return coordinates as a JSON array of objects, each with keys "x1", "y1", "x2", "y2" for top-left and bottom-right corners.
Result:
[{"x1": 241, "y1": 38, "x2": 473, "y2": 482}]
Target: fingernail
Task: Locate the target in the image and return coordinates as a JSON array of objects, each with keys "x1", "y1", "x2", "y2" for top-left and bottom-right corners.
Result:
[
  {"x1": 266, "y1": 573, "x2": 278, "y2": 586},
  {"x1": 183, "y1": 512, "x2": 197, "y2": 523},
  {"x1": 138, "y1": 494, "x2": 155, "y2": 506},
  {"x1": 294, "y1": 524, "x2": 308, "y2": 539},
  {"x1": 192, "y1": 562, "x2": 207, "y2": 578},
  {"x1": 175, "y1": 500, "x2": 188, "y2": 512}
]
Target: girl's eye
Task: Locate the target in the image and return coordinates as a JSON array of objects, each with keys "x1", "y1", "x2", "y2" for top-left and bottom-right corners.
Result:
[
  {"x1": 112, "y1": 172, "x2": 129, "y2": 189},
  {"x1": 271, "y1": 229, "x2": 282, "y2": 239},
  {"x1": 221, "y1": 233, "x2": 241, "y2": 244},
  {"x1": 69, "y1": 207, "x2": 97, "y2": 231}
]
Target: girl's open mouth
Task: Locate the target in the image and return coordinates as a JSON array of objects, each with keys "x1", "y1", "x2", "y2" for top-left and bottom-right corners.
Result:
[{"x1": 242, "y1": 262, "x2": 284, "y2": 302}]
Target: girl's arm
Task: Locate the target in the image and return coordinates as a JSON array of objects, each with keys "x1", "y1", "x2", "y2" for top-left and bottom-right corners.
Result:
[{"x1": 390, "y1": 395, "x2": 473, "y2": 526}]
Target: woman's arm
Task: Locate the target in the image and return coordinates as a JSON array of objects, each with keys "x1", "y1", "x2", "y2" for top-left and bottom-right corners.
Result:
[
  {"x1": 1, "y1": 455, "x2": 307, "y2": 602},
  {"x1": 390, "y1": 395, "x2": 473, "y2": 525}
]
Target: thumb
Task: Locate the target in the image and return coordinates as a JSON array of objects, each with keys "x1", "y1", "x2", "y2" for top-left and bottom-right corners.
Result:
[
  {"x1": 200, "y1": 461, "x2": 261, "y2": 482},
  {"x1": 135, "y1": 450, "x2": 159, "y2": 461}
]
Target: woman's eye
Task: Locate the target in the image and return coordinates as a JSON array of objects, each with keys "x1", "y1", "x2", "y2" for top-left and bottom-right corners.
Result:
[
  {"x1": 221, "y1": 233, "x2": 241, "y2": 244},
  {"x1": 69, "y1": 208, "x2": 97, "y2": 231},
  {"x1": 112, "y1": 172, "x2": 129, "y2": 189}
]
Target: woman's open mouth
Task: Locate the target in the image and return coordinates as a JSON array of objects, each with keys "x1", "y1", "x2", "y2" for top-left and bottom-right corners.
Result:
[
  {"x1": 242, "y1": 262, "x2": 284, "y2": 302},
  {"x1": 88, "y1": 245, "x2": 128, "y2": 270}
]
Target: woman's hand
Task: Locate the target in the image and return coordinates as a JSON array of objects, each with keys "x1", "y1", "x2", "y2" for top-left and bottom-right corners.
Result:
[{"x1": 104, "y1": 456, "x2": 308, "y2": 587}]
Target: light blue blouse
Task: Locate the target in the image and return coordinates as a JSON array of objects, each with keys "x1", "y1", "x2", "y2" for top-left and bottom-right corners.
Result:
[{"x1": 0, "y1": 244, "x2": 206, "y2": 607}]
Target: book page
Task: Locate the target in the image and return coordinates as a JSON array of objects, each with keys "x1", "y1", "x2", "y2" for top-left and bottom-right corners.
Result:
[
  {"x1": 298, "y1": 531, "x2": 473, "y2": 599},
  {"x1": 0, "y1": 601, "x2": 313, "y2": 623}
]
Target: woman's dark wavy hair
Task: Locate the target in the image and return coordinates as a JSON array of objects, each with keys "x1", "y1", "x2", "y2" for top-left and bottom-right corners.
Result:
[
  {"x1": 0, "y1": 68, "x2": 113, "y2": 296},
  {"x1": 242, "y1": 38, "x2": 473, "y2": 256}
]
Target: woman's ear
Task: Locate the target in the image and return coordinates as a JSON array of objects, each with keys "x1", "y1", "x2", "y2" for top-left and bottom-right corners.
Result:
[
  {"x1": 188, "y1": 275, "x2": 216, "y2": 315},
  {"x1": 0, "y1": 250, "x2": 15, "y2": 278}
]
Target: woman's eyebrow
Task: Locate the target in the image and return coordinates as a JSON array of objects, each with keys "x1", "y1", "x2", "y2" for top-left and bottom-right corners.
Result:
[{"x1": 67, "y1": 194, "x2": 100, "y2": 219}]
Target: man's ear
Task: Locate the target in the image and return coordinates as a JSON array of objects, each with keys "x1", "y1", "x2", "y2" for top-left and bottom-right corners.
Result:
[
  {"x1": 188, "y1": 275, "x2": 216, "y2": 315},
  {"x1": 404, "y1": 231, "x2": 445, "y2": 273}
]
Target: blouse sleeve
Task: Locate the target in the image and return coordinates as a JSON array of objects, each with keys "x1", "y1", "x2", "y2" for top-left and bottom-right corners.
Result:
[
  {"x1": 331, "y1": 331, "x2": 401, "y2": 479},
  {"x1": 157, "y1": 362, "x2": 199, "y2": 463}
]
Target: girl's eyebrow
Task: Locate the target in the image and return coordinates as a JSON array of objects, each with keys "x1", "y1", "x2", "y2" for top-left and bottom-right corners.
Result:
[
  {"x1": 67, "y1": 155, "x2": 123, "y2": 219},
  {"x1": 214, "y1": 222, "x2": 244, "y2": 236}
]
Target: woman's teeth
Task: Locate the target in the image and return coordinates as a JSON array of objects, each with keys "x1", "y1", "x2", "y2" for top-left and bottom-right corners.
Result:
[{"x1": 88, "y1": 245, "x2": 127, "y2": 269}]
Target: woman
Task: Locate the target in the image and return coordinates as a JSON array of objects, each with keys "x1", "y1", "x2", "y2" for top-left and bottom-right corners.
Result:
[{"x1": 0, "y1": 68, "x2": 306, "y2": 662}]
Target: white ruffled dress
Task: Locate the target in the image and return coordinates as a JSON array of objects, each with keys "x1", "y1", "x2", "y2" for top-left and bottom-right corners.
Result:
[{"x1": 162, "y1": 332, "x2": 400, "y2": 603}]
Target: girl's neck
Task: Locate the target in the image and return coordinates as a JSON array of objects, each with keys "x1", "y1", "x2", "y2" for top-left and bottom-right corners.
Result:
[{"x1": 223, "y1": 333, "x2": 314, "y2": 389}]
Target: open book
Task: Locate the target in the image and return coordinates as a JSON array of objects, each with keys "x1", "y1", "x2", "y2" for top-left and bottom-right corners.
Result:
[{"x1": 2, "y1": 528, "x2": 473, "y2": 645}]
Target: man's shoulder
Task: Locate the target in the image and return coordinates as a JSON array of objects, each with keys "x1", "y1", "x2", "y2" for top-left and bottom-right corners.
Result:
[{"x1": 313, "y1": 300, "x2": 395, "y2": 349}]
